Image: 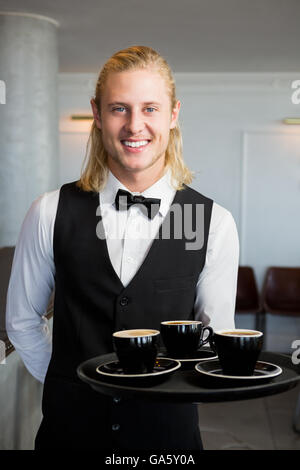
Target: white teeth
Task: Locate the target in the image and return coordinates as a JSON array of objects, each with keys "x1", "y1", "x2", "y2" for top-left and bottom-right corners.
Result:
[{"x1": 123, "y1": 140, "x2": 149, "y2": 148}]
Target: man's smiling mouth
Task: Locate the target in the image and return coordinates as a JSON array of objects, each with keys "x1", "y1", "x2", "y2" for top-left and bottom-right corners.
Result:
[{"x1": 121, "y1": 139, "x2": 151, "y2": 151}]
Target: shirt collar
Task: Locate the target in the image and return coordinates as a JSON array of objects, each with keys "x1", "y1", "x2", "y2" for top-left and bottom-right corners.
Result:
[{"x1": 100, "y1": 168, "x2": 176, "y2": 218}]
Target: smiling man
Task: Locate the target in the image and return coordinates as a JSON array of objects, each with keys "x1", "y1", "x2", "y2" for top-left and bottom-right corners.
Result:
[
  {"x1": 91, "y1": 67, "x2": 180, "y2": 191},
  {"x1": 6, "y1": 46, "x2": 239, "y2": 451}
]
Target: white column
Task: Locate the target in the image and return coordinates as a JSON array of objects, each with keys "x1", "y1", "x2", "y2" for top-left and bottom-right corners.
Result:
[{"x1": 0, "y1": 12, "x2": 59, "y2": 246}]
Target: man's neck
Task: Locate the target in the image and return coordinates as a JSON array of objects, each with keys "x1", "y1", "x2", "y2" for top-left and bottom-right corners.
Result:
[{"x1": 108, "y1": 162, "x2": 166, "y2": 193}]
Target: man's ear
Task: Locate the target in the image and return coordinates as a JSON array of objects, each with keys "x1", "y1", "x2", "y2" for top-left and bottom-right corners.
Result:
[
  {"x1": 170, "y1": 100, "x2": 181, "y2": 130},
  {"x1": 91, "y1": 98, "x2": 101, "y2": 129}
]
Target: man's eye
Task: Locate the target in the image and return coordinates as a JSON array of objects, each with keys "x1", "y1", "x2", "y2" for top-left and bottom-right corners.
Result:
[
  {"x1": 146, "y1": 107, "x2": 155, "y2": 112},
  {"x1": 112, "y1": 107, "x2": 126, "y2": 112}
]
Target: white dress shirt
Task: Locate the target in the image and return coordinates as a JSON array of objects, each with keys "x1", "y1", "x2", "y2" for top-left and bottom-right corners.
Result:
[{"x1": 6, "y1": 169, "x2": 239, "y2": 383}]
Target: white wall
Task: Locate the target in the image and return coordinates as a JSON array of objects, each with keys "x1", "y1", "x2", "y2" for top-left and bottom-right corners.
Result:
[{"x1": 58, "y1": 73, "x2": 300, "y2": 352}]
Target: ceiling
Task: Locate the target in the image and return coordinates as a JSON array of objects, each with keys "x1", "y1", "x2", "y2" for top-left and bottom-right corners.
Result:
[{"x1": 0, "y1": 0, "x2": 300, "y2": 73}]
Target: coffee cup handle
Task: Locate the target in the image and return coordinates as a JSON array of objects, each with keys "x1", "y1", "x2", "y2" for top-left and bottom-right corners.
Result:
[{"x1": 200, "y1": 326, "x2": 214, "y2": 348}]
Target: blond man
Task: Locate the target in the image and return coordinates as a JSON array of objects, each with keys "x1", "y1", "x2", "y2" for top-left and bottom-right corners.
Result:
[{"x1": 6, "y1": 46, "x2": 239, "y2": 450}]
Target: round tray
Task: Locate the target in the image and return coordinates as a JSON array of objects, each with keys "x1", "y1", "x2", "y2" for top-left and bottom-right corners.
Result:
[{"x1": 77, "y1": 351, "x2": 300, "y2": 404}]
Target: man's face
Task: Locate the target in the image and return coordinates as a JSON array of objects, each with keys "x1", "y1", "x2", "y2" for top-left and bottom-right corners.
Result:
[{"x1": 91, "y1": 68, "x2": 180, "y2": 176}]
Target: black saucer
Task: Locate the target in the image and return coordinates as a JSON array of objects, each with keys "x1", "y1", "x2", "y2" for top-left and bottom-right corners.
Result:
[
  {"x1": 157, "y1": 347, "x2": 218, "y2": 369},
  {"x1": 195, "y1": 359, "x2": 283, "y2": 384},
  {"x1": 96, "y1": 357, "x2": 181, "y2": 385}
]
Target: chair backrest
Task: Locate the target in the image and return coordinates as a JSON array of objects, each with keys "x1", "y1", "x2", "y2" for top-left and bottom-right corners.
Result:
[
  {"x1": 262, "y1": 267, "x2": 300, "y2": 315},
  {"x1": 235, "y1": 266, "x2": 260, "y2": 313},
  {"x1": 0, "y1": 247, "x2": 16, "y2": 350},
  {"x1": 0, "y1": 245, "x2": 54, "y2": 358},
  {"x1": 0, "y1": 247, "x2": 15, "y2": 331}
]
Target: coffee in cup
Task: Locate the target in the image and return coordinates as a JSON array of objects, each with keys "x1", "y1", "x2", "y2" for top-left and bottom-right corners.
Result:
[
  {"x1": 212, "y1": 329, "x2": 263, "y2": 376},
  {"x1": 112, "y1": 329, "x2": 160, "y2": 374},
  {"x1": 160, "y1": 320, "x2": 213, "y2": 358}
]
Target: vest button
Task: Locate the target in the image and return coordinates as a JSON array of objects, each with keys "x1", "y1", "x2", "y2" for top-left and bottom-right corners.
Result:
[
  {"x1": 112, "y1": 423, "x2": 120, "y2": 431},
  {"x1": 120, "y1": 296, "x2": 129, "y2": 306},
  {"x1": 113, "y1": 397, "x2": 121, "y2": 404}
]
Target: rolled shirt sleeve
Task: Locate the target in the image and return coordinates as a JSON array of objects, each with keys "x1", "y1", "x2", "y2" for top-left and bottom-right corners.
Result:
[
  {"x1": 5, "y1": 190, "x2": 59, "y2": 383},
  {"x1": 194, "y1": 203, "x2": 240, "y2": 332}
]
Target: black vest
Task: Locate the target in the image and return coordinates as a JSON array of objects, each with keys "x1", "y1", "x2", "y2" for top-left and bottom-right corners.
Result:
[{"x1": 36, "y1": 181, "x2": 213, "y2": 450}]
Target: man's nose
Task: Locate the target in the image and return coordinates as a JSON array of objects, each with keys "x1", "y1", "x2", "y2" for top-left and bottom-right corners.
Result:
[{"x1": 124, "y1": 110, "x2": 145, "y2": 134}]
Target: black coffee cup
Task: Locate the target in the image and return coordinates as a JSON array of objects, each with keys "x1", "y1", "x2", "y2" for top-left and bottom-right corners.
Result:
[
  {"x1": 112, "y1": 329, "x2": 160, "y2": 374},
  {"x1": 212, "y1": 329, "x2": 264, "y2": 376},
  {"x1": 160, "y1": 320, "x2": 213, "y2": 358}
]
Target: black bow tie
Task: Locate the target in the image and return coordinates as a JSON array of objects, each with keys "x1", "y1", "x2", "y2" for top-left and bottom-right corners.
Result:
[{"x1": 115, "y1": 189, "x2": 161, "y2": 220}]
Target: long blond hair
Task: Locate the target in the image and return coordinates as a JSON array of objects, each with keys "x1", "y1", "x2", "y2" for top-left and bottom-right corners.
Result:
[{"x1": 77, "y1": 45, "x2": 194, "y2": 192}]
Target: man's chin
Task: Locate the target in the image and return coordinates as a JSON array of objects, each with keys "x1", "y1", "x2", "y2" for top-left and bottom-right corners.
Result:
[
  {"x1": 112, "y1": 157, "x2": 155, "y2": 172},
  {"x1": 108, "y1": 152, "x2": 166, "y2": 175},
  {"x1": 121, "y1": 164, "x2": 152, "y2": 173}
]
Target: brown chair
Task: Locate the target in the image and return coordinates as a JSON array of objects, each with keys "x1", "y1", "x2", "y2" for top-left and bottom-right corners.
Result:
[
  {"x1": 235, "y1": 266, "x2": 264, "y2": 332},
  {"x1": 0, "y1": 246, "x2": 16, "y2": 356},
  {"x1": 0, "y1": 246, "x2": 54, "y2": 359},
  {"x1": 261, "y1": 267, "x2": 300, "y2": 316},
  {"x1": 261, "y1": 266, "x2": 300, "y2": 433}
]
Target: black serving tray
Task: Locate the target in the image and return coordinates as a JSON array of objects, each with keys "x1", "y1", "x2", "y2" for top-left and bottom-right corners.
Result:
[{"x1": 77, "y1": 351, "x2": 300, "y2": 404}]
